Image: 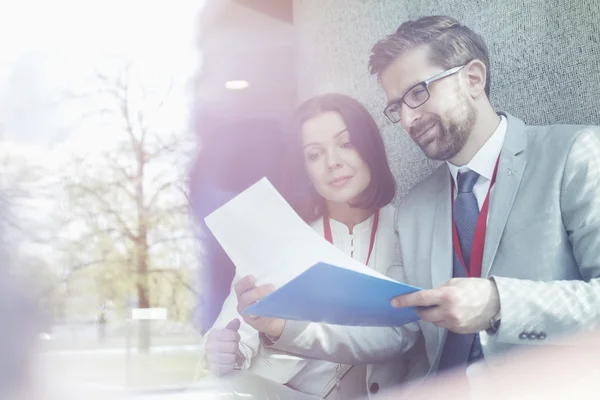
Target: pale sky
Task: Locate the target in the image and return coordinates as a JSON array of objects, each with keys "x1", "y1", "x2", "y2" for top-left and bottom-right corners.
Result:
[
  {"x1": 0, "y1": 0, "x2": 204, "y2": 153},
  {"x1": 0, "y1": 0, "x2": 205, "y2": 266}
]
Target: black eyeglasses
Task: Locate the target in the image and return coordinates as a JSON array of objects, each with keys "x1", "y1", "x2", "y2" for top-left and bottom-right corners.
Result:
[{"x1": 383, "y1": 65, "x2": 466, "y2": 123}]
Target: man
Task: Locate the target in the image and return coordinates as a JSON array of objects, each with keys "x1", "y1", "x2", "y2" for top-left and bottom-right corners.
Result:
[
  {"x1": 379, "y1": 329, "x2": 600, "y2": 399},
  {"x1": 233, "y1": 15, "x2": 600, "y2": 397}
]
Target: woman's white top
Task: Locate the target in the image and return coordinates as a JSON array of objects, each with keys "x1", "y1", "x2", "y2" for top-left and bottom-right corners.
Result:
[{"x1": 202, "y1": 205, "x2": 400, "y2": 398}]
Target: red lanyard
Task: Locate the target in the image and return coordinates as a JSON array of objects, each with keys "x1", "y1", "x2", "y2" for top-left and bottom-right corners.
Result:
[
  {"x1": 323, "y1": 209, "x2": 379, "y2": 265},
  {"x1": 451, "y1": 157, "x2": 500, "y2": 278}
]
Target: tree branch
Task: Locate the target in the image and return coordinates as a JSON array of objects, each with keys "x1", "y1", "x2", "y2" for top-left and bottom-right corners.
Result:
[
  {"x1": 72, "y1": 183, "x2": 137, "y2": 241},
  {"x1": 148, "y1": 269, "x2": 199, "y2": 296}
]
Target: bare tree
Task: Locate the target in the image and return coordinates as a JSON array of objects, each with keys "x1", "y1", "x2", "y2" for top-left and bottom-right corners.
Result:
[{"x1": 56, "y1": 58, "x2": 197, "y2": 351}]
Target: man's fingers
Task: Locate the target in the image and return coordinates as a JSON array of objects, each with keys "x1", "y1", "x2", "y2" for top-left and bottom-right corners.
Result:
[
  {"x1": 391, "y1": 289, "x2": 444, "y2": 308},
  {"x1": 415, "y1": 305, "x2": 445, "y2": 323},
  {"x1": 238, "y1": 284, "x2": 275, "y2": 311},
  {"x1": 234, "y1": 275, "x2": 257, "y2": 297}
]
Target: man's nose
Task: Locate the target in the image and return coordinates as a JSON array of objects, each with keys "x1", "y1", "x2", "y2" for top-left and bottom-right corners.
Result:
[{"x1": 401, "y1": 105, "x2": 422, "y2": 130}]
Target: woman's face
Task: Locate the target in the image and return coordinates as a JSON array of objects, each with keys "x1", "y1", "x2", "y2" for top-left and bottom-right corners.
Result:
[{"x1": 301, "y1": 111, "x2": 371, "y2": 204}]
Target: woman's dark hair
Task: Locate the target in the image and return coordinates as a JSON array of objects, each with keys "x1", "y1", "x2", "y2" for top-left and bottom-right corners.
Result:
[{"x1": 284, "y1": 93, "x2": 396, "y2": 222}]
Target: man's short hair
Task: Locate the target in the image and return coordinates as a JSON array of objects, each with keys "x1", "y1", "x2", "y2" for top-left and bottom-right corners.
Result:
[{"x1": 369, "y1": 15, "x2": 492, "y2": 96}]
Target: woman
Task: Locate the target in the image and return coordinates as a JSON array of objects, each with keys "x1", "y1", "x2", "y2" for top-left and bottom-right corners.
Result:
[{"x1": 202, "y1": 94, "x2": 425, "y2": 399}]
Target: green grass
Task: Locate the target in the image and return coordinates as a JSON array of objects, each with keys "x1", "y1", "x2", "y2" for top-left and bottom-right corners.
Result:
[{"x1": 42, "y1": 351, "x2": 205, "y2": 389}]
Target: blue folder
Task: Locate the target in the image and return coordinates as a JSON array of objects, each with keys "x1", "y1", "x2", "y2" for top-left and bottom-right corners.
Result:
[{"x1": 244, "y1": 263, "x2": 422, "y2": 327}]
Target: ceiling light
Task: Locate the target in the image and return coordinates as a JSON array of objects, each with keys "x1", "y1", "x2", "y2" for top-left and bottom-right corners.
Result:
[{"x1": 225, "y1": 80, "x2": 249, "y2": 90}]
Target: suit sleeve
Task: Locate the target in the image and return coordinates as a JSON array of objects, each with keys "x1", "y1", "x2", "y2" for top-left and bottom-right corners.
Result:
[
  {"x1": 492, "y1": 127, "x2": 600, "y2": 344},
  {"x1": 264, "y1": 320, "x2": 419, "y2": 365},
  {"x1": 265, "y1": 224, "x2": 419, "y2": 364}
]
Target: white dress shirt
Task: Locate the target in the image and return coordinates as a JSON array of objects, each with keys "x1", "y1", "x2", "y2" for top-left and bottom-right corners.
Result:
[{"x1": 446, "y1": 116, "x2": 507, "y2": 210}]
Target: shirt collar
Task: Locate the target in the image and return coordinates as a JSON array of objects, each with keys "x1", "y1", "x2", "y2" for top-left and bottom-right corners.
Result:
[
  {"x1": 447, "y1": 115, "x2": 507, "y2": 187},
  {"x1": 327, "y1": 212, "x2": 376, "y2": 234}
]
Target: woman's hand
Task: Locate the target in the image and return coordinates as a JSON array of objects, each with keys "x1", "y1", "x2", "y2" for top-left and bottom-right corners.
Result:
[
  {"x1": 205, "y1": 318, "x2": 242, "y2": 375},
  {"x1": 235, "y1": 275, "x2": 286, "y2": 338}
]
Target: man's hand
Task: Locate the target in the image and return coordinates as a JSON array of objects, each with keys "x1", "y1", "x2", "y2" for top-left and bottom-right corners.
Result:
[
  {"x1": 391, "y1": 278, "x2": 500, "y2": 334},
  {"x1": 235, "y1": 274, "x2": 286, "y2": 338},
  {"x1": 205, "y1": 318, "x2": 242, "y2": 375}
]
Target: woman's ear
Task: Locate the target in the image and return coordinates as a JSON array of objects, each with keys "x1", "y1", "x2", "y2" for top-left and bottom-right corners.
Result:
[{"x1": 464, "y1": 59, "x2": 487, "y2": 99}]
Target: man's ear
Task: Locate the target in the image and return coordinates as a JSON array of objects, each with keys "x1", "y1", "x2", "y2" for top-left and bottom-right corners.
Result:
[{"x1": 464, "y1": 60, "x2": 487, "y2": 99}]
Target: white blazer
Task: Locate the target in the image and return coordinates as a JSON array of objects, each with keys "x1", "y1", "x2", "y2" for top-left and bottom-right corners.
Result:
[{"x1": 201, "y1": 205, "x2": 427, "y2": 397}]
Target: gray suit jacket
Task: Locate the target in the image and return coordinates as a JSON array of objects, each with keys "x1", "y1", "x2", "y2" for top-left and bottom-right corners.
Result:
[{"x1": 271, "y1": 113, "x2": 600, "y2": 398}]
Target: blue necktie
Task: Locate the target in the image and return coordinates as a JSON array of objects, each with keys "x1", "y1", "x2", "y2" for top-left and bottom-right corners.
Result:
[
  {"x1": 438, "y1": 170, "x2": 483, "y2": 372},
  {"x1": 454, "y1": 170, "x2": 480, "y2": 270}
]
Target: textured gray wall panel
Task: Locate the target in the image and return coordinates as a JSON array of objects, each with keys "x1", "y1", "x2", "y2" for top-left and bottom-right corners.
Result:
[{"x1": 293, "y1": 0, "x2": 600, "y2": 201}]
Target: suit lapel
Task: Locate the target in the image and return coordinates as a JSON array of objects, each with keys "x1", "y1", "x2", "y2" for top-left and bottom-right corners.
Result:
[
  {"x1": 481, "y1": 113, "x2": 527, "y2": 277},
  {"x1": 430, "y1": 168, "x2": 454, "y2": 290},
  {"x1": 425, "y1": 170, "x2": 454, "y2": 356}
]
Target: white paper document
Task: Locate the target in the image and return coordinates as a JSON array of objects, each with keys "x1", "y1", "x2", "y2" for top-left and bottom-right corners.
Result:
[
  {"x1": 204, "y1": 178, "x2": 422, "y2": 326},
  {"x1": 204, "y1": 177, "x2": 396, "y2": 288}
]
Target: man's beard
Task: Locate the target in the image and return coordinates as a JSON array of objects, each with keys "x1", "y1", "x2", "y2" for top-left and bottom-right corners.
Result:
[{"x1": 413, "y1": 95, "x2": 477, "y2": 161}]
